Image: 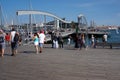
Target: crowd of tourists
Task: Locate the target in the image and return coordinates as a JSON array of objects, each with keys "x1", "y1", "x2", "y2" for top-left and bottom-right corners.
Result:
[
  {"x1": 0, "y1": 28, "x2": 45, "y2": 57},
  {"x1": 0, "y1": 28, "x2": 108, "y2": 58}
]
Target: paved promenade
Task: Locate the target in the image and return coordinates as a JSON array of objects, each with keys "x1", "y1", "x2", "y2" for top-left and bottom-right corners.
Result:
[{"x1": 0, "y1": 44, "x2": 120, "y2": 80}]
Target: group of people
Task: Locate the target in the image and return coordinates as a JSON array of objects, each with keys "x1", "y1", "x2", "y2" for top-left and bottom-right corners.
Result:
[
  {"x1": 0, "y1": 27, "x2": 108, "y2": 57},
  {"x1": 51, "y1": 32, "x2": 64, "y2": 48},
  {"x1": 74, "y1": 33, "x2": 108, "y2": 49},
  {"x1": 0, "y1": 28, "x2": 20, "y2": 57},
  {"x1": 74, "y1": 34, "x2": 86, "y2": 50},
  {"x1": 32, "y1": 30, "x2": 46, "y2": 54},
  {"x1": 90, "y1": 33, "x2": 108, "y2": 48},
  {"x1": 0, "y1": 28, "x2": 46, "y2": 57}
]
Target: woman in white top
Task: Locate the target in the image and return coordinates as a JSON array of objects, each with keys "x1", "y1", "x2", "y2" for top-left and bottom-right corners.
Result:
[
  {"x1": 67, "y1": 36, "x2": 71, "y2": 48},
  {"x1": 91, "y1": 35, "x2": 95, "y2": 47}
]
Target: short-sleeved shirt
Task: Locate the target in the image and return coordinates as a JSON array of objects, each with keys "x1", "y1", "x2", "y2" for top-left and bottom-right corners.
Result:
[
  {"x1": 5, "y1": 34, "x2": 10, "y2": 41},
  {"x1": 103, "y1": 34, "x2": 107, "y2": 42},
  {"x1": 11, "y1": 31, "x2": 16, "y2": 42},
  {"x1": 39, "y1": 33, "x2": 45, "y2": 43}
]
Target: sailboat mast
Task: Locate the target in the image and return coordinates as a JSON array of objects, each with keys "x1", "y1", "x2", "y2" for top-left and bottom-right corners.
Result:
[
  {"x1": 0, "y1": 5, "x2": 3, "y2": 26},
  {"x1": 29, "y1": 0, "x2": 32, "y2": 34}
]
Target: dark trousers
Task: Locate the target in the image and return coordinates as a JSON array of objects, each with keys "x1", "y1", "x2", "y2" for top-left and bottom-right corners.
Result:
[{"x1": 59, "y1": 41, "x2": 63, "y2": 48}]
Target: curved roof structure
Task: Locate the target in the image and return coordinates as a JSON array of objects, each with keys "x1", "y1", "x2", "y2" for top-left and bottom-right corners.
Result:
[
  {"x1": 78, "y1": 14, "x2": 88, "y2": 29},
  {"x1": 16, "y1": 10, "x2": 71, "y2": 23}
]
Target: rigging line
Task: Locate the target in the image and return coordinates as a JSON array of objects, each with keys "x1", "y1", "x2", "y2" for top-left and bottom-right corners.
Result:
[{"x1": 0, "y1": 3, "x2": 8, "y2": 26}]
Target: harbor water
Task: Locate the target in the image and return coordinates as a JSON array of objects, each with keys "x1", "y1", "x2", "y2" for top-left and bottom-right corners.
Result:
[
  {"x1": 107, "y1": 29, "x2": 120, "y2": 43},
  {"x1": 67, "y1": 29, "x2": 120, "y2": 46},
  {"x1": 88, "y1": 29, "x2": 120, "y2": 45}
]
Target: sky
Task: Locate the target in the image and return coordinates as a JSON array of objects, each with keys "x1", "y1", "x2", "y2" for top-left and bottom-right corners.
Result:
[{"x1": 0, "y1": 0, "x2": 120, "y2": 26}]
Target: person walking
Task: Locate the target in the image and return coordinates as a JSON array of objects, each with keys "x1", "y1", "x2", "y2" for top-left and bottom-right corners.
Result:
[
  {"x1": 10, "y1": 28, "x2": 17, "y2": 56},
  {"x1": 91, "y1": 35, "x2": 95, "y2": 48},
  {"x1": 53, "y1": 33, "x2": 59, "y2": 48},
  {"x1": 67, "y1": 36, "x2": 71, "y2": 48},
  {"x1": 74, "y1": 34, "x2": 79, "y2": 49},
  {"x1": 5, "y1": 33, "x2": 11, "y2": 46},
  {"x1": 33, "y1": 33, "x2": 39, "y2": 54},
  {"x1": 79, "y1": 34, "x2": 86, "y2": 50},
  {"x1": 51, "y1": 31, "x2": 54, "y2": 48},
  {"x1": 12, "y1": 32, "x2": 20, "y2": 55},
  {"x1": 0, "y1": 29, "x2": 5, "y2": 57},
  {"x1": 38, "y1": 30, "x2": 45, "y2": 53},
  {"x1": 58, "y1": 33, "x2": 64, "y2": 48},
  {"x1": 103, "y1": 33, "x2": 108, "y2": 43}
]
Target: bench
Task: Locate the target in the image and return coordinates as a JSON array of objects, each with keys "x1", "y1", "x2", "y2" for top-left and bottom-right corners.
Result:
[{"x1": 96, "y1": 42, "x2": 120, "y2": 49}]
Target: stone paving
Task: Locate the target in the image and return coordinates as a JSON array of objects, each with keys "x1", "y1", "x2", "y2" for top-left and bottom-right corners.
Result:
[{"x1": 0, "y1": 44, "x2": 120, "y2": 80}]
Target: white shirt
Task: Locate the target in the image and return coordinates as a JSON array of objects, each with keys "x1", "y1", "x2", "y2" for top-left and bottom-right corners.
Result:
[
  {"x1": 39, "y1": 33, "x2": 45, "y2": 43},
  {"x1": 68, "y1": 38, "x2": 71, "y2": 44},
  {"x1": 104, "y1": 34, "x2": 107, "y2": 42},
  {"x1": 11, "y1": 31, "x2": 16, "y2": 42},
  {"x1": 91, "y1": 36, "x2": 95, "y2": 42}
]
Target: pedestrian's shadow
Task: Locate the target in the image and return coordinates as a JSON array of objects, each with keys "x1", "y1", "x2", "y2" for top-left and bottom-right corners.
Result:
[
  {"x1": 64, "y1": 47, "x2": 77, "y2": 50},
  {"x1": 19, "y1": 51, "x2": 35, "y2": 54},
  {"x1": 4, "y1": 54, "x2": 11, "y2": 56}
]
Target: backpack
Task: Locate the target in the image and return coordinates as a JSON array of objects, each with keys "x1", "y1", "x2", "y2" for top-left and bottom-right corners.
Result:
[
  {"x1": 0, "y1": 36, "x2": 4, "y2": 43},
  {"x1": 14, "y1": 34, "x2": 19, "y2": 42}
]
